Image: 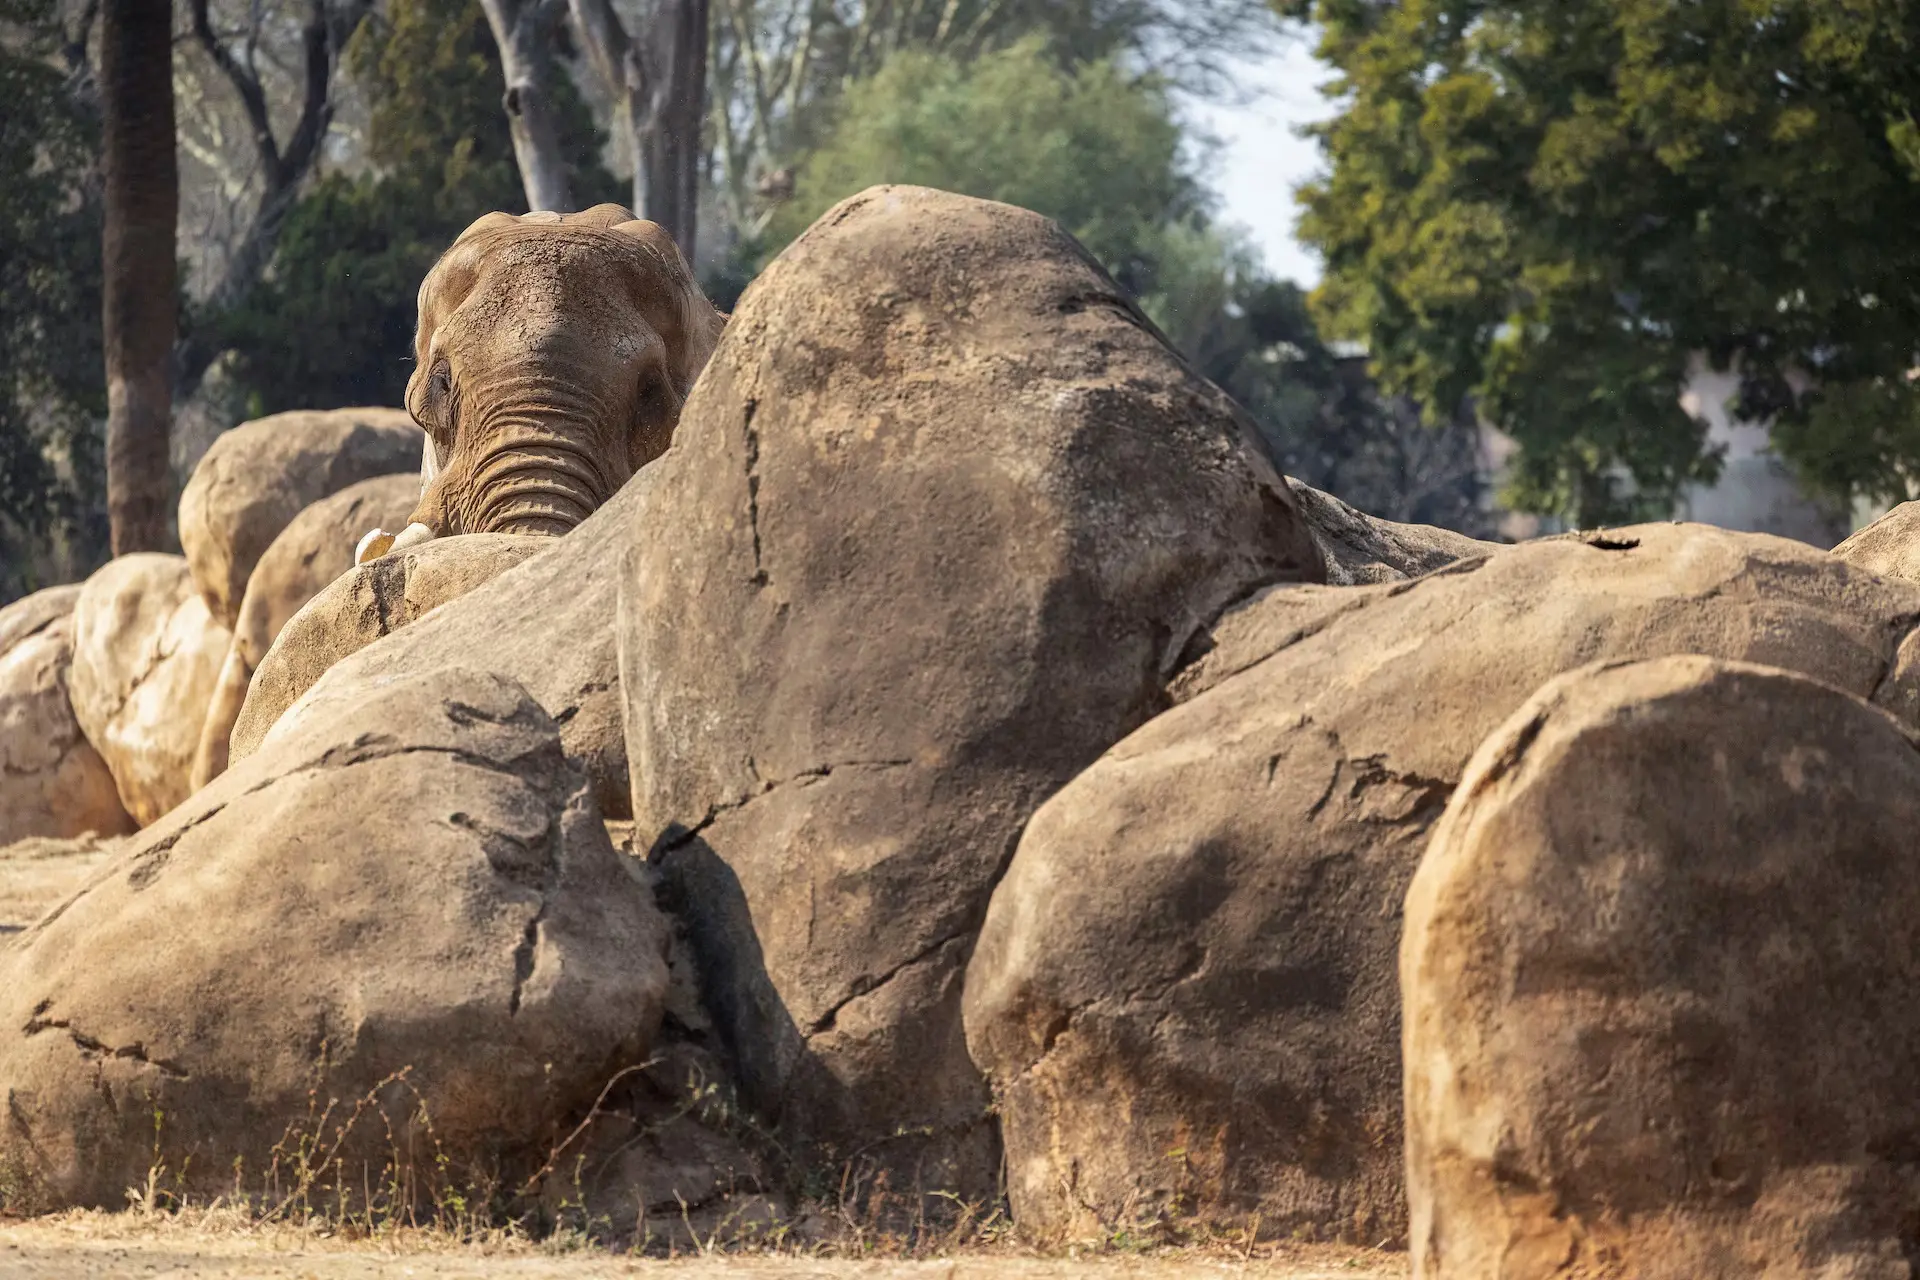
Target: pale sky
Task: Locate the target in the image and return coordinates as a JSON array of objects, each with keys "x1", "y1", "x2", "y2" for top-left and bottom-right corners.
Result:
[{"x1": 1183, "y1": 32, "x2": 1339, "y2": 287}]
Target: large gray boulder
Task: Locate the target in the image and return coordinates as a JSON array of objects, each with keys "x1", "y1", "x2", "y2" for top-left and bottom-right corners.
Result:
[
  {"x1": 67, "y1": 555, "x2": 232, "y2": 826},
  {"x1": 0, "y1": 666, "x2": 669, "y2": 1210},
  {"x1": 1406, "y1": 657, "x2": 1920, "y2": 1279},
  {"x1": 230, "y1": 532, "x2": 551, "y2": 768},
  {"x1": 619, "y1": 185, "x2": 1326, "y2": 1192},
  {"x1": 0, "y1": 588, "x2": 132, "y2": 846},
  {"x1": 193, "y1": 477, "x2": 503, "y2": 787},
  {"x1": 963, "y1": 523, "x2": 1920, "y2": 1244},
  {"x1": 177, "y1": 408, "x2": 423, "y2": 630}
]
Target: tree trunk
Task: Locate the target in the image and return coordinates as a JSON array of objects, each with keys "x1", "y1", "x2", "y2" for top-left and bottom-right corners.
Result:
[
  {"x1": 480, "y1": 0, "x2": 576, "y2": 213},
  {"x1": 100, "y1": 0, "x2": 178, "y2": 554},
  {"x1": 572, "y1": 0, "x2": 708, "y2": 253},
  {"x1": 641, "y1": 0, "x2": 708, "y2": 254}
]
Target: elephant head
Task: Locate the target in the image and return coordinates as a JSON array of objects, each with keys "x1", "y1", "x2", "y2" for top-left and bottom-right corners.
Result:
[{"x1": 358, "y1": 204, "x2": 725, "y2": 561}]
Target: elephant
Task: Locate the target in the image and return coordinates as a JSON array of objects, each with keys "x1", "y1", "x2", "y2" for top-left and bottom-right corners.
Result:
[{"x1": 356, "y1": 204, "x2": 727, "y2": 562}]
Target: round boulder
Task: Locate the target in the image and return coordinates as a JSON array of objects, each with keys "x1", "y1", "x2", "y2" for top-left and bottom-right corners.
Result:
[
  {"x1": 68, "y1": 555, "x2": 232, "y2": 826},
  {"x1": 191, "y1": 473, "x2": 423, "y2": 787},
  {"x1": 1405, "y1": 656, "x2": 1920, "y2": 1279},
  {"x1": 0, "y1": 584, "x2": 82, "y2": 656},
  {"x1": 964, "y1": 523, "x2": 1920, "y2": 1243},
  {"x1": 620, "y1": 185, "x2": 1325, "y2": 1192},
  {"x1": 177, "y1": 407, "x2": 423, "y2": 630},
  {"x1": 0, "y1": 588, "x2": 133, "y2": 846},
  {"x1": 230, "y1": 531, "x2": 552, "y2": 760},
  {"x1": 0, "y1": 666, "x2": 670, "y2": 1210}
]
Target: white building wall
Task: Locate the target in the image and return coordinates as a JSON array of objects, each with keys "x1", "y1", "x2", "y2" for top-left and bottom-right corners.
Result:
[{"x1": 1672, "y1": 356, "x2": 1851, "y2": 549}]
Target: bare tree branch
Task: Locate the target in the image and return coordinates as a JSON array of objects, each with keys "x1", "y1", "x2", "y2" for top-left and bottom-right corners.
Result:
[{"x1": 174, "y1": 0, "x2": 372, "y2": 400}]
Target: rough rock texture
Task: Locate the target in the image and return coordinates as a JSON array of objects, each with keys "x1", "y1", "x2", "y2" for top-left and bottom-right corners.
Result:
[
  {"x1": 0, "y1": 834, "x2": 123, "y2": 934},
  {"x1": 176, "y1": 407, "x2": 423, "y2": 630},
  {"x1": 191, "y1": 474, "x2": 427, "y2": 787},
  {"x1": 232, "y1": 532, "x2": 553, "y2": 756},
  {"x1": 1405, "y1": 657, "x2": 1920, "y2": 1279},
  {"x1": 1286, "y1": 479, "x2": 1503, "y2": 585},
  {"x1": 0, "y1": 666, "x2": 670, "y2": 1211},
  {"x1": 67, "y1": 555, "x2": 232, "y2": 826},
  {"x1": 620, "y1": 185, "x2": 1326, "y2": 1191},
  {"x1": 0, "y1": 585, "x2": 81, "y2": 656},
  {"x1": 963, "y1": 522, "x2": 1920, "y2": 1244},
  {"x1": 226, "y1": 489, "x2": 632, "y2": 821},
  {"x1": 0, "y1": 589, "x2": 133, "y2": 845},
  {"x1": 1834, "y1": 500, "x2": 1920, "y2": 585}
]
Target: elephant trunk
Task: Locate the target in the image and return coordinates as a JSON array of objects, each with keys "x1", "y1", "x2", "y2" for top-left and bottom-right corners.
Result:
[
  {"x1": 463, "y1": 387, "x2": 623, "y2": 536},
  {"x1": 471, "y1": 438, "x2": 607, "y2": 535}
]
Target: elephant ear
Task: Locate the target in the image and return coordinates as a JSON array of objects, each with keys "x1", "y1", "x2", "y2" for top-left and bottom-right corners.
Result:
[{"x1": 609, "y1": 218, "x2": 726, "y2": 395}]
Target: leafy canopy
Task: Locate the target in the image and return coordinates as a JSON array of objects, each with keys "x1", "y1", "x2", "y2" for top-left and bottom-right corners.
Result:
[
  {"x1": 766, "y1": 32, "x2": 1488, "y2": 530},
  {"x1": 0, "y1": 0, "x2": 108, "y2": 597},
  {"x1": 765, "y1": 36, "x2": 1206, "y2": 296},
  {"x1": 1285, "y1": 0, "x2": 1920, "y2": 522}
]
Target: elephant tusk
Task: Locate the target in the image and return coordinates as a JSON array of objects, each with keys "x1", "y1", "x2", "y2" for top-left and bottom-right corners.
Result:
[
  {"x1": 354, "y1": 522, "x2": 437, "y2": 566},
  {"x1": 355, "y1": 528, "x2": 396, "y2": 565},
  {"x1": 391, "y1": 522, "x2": 437, "y2": 553}
]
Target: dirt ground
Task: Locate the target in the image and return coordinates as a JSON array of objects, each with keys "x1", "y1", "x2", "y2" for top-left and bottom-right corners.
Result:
[{"x1": 0, "y1": 1215, "x2": 1408, "y2": 1280}]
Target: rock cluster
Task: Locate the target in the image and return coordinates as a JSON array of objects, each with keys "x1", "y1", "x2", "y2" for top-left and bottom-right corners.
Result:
[
  {"x1": 176, "y1": 408, "x2": 423, "y2": 629},
  {"x1": 7, "y1": 187, "x2": 1920, "y2": 1271},
  {"x1": 0, "y1": 667, "x2": 668, "y2": 1208}
]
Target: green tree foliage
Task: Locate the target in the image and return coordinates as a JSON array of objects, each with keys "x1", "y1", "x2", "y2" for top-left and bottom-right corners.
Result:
[
  {"x1": 765, "y1": 36, "x2": 1206, "y2": 296},
  {"x1": 215, "y1": 0, "x2": 614, "y2": 415},
  {"x1": 1284, "y1": 0, "x2": 1920, "y2": 523},
  {"x1": 1153, "y1": 222, "x2": 1488, "y2": 530},
  {"x1": 767, "y1": 35, "x2": 1488, "y2": 529},
  {"x1": 0, "y1": 0, "x2": 109, "y2": 599}
]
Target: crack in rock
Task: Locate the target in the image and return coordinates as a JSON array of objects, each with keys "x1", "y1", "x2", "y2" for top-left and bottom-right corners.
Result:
[
  {"x1": 806, "y1": 927, "x2": 968, "y2": 1037},
  {"x1": 742, "y1": 400, "x2": 768, "y2": 588},
  {"x1": 505, "y1": 808, "x2": 566, "y2": 1017},
  {"x1": 648, "y1": 758, "x2": 915, "y2": 860},
  {"x1": 22, "y1": 1010, "x2": 189, "y2": 1079}
]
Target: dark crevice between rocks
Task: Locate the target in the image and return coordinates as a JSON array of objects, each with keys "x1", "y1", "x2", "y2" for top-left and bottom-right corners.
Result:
[
  {"x1": 1465, "y1": 710, "x2": 1550, "y2": 803},
  {"x1": 551, "y1": 679, "x2": 614, "y2": 729},
  {"x1": 1173, "y1": 556, "x2": 1494, "y2": 706},
  {"x1": 1580, "y1": 533, "x2": 1641, "y2": 552},
  {"x1": 1163, "y1": 551, "x2": 1344, "y2": 687},
  {"x1": 1867, "y1": 613, "x2": 1920, "y2": 720}
]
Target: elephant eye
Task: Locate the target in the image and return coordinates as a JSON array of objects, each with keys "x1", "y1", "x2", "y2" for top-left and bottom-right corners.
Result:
[{"x1": 424, "y1": 362, "x2": 454, "y2": 434}]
